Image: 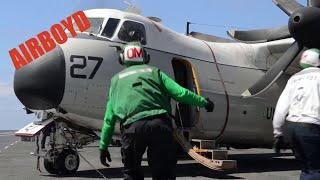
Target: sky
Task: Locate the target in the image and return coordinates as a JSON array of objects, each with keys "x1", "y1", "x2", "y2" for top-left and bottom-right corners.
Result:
[{"x1": 0, "y1": 0, "x2": 306, "y2": 130}]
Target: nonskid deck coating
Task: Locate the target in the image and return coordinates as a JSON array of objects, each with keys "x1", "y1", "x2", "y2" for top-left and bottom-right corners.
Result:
[{"x1": 0, "y1": 134, "x2": 300, "y2": 180}]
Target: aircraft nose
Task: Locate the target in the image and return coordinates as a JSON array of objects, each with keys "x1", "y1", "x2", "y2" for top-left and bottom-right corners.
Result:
[{"x1": 14, "y1": 46, "x2": 66, "y2": 110}]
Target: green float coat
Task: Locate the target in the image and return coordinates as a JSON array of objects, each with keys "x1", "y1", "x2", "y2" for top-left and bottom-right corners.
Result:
[{"x1": 100, "y1": 64, "x2": 208, "y2": 150}]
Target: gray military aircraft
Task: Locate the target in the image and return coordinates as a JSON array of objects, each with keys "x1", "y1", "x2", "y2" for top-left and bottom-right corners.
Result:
[{"x1": 13, "y1": 0, "x2": 320, "y2": 174}]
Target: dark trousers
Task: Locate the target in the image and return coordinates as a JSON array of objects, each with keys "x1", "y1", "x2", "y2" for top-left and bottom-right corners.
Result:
[
  {"x1": 121, "y1": 117, "x2": 177, "y2": 180},
  {"x1": 286, "y1": 121, "x2": 320, "y2": 180}
]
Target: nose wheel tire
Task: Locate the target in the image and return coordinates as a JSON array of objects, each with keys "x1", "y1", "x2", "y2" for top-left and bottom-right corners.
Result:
[
  {"x1": 56, "y1": 149, "x2": 80, "y2": 174},
  {"x1": 44, "y1": 149, "x2": 59, "y2": 174},
  {"x1": 44, "y1": 158, "x2": 59, "y2": 174},
  {"x1": 44, "y1": 149, "x2": 80, "y2": 175}
]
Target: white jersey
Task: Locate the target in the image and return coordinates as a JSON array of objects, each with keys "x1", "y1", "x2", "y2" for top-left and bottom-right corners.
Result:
[{"x1": 273, "y1": 67, "x2": 320, "y2": 137}]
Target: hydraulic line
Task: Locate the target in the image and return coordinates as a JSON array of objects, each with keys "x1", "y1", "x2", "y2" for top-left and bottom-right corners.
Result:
[{"x1": 202, "y1": 41, "x2": 230, "y2": 141}]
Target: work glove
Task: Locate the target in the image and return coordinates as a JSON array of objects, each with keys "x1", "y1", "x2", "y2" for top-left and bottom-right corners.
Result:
[
  {"x1": 273, "y1": 136, "x2": 285, "y2": 154},
  {"x1": 205, "y1": 98, "x2": 214, "y2": 112},
  {"x1": 100, "y1": 149, "x2": 112, "y2": 167}
]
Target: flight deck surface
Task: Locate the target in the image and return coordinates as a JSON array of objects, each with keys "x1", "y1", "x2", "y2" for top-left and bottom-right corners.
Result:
[{"x1": 0, "y1": 132, "x2": 300, "y2": 180}]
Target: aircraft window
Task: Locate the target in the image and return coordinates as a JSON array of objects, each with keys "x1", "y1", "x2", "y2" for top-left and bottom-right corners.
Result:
[
  {"x1": 101, "y1": 18, "x2": 120, "y2": 38},
  {"x1": 118, "y1": 21, "x2": 146, "y2": 45},
  {"x1": 74, "y1": 18, "x2": 104, "y2": 34}
]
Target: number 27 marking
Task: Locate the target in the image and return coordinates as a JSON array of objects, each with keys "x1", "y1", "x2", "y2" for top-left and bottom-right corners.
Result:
[{"x1": 70, "y1": 55, "x2": 103, "y2": 79}]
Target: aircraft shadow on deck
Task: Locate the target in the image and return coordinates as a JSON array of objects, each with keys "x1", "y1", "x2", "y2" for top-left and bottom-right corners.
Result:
[
  {"x1": 42, "y1": 153, "x2": 300, "y2": 179},
  {"x1": 230, "y1": 152, "x2": 301, "y2": 174}
]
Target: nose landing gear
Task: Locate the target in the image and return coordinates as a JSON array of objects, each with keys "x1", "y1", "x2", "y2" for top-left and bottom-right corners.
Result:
[{"x1": 39, "y1": 119, "x2": 97, "y2": 175}]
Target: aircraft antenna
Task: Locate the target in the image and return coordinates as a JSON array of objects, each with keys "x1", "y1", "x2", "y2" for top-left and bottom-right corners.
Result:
[
  {"x1": 186, "y1": 21, "x2": 191, "y2": 35},
  {"x1": 188, "y1": 22, "x2": 250, "y2": 30},
  {"x1": 123, "y1": 0, "x2": 141, "y2": 14},
  {"x1": 186, "y1": 21, "x2": 251, "y2": 38}
]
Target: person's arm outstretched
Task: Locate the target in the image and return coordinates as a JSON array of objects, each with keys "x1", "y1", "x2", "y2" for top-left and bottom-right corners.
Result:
[{"x1": 159, "y1": 71, "x2": 214, "y2": 111}]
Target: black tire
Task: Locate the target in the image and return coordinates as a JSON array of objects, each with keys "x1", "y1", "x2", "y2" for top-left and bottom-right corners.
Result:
[
  {"x1": 56, "y1": 149, "x2": 80, "y2": 174},
  {"x1": 44, "y1": 150, "x2": 59, "y2": 174}
]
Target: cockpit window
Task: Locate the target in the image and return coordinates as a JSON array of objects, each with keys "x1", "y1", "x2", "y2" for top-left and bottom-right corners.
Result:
[
  {"x1": 74, "y1": 18, "x2": 104, "y2": 34},
  {"x1": 101, "y1": 18, "x2": 120, "y2": 38},
  {"x1": 118, "y1": 21, "x2": 146, "y2": 45}
]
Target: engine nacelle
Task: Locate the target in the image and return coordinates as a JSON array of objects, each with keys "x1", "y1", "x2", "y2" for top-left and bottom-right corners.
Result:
[{"x1": 289, "y1": 7, "x2": 320, "y2": 48}]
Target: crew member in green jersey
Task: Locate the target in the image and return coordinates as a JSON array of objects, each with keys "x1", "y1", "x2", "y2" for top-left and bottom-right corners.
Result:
[{"x1": 100, "y1": 42, "x2": 214, "y2": 180}]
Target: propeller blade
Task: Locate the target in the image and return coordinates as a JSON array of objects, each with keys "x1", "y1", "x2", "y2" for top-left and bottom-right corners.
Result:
[
  {"x1": 273, "y1": 0, "x2": 304, "y2": 16},
  {"x1": 227, "y1": 25, "x2": 291, "y2": 43},
  {"x1": 308, "y1": 0, "x2": 320, "y2": 7},
  {"x1": 242, "y1": 41, "x2": 302, "y2": 97}
]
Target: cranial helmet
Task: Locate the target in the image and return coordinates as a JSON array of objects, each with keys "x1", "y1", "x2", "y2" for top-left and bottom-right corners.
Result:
[
  {"x1": 119, "y1": 42, "x2": 150, "y2": 66},
  {"x1": 300, "y1": 48, "x2": 320, "y2": 69}
]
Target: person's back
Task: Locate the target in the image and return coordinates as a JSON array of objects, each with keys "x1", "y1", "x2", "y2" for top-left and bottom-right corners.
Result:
[
  {"x1": 273, "y1": 48, "x2": 320, "y2": 180},
  {"x1": 286, "y1": 67, "x2": 320, "y2": 123},
  {"x1": 110, "y1": 64, "x2": 172, "y2": 125}
]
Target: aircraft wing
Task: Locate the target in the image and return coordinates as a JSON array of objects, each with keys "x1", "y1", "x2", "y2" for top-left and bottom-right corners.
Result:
[
  {"x1": 227, "y1": 26, "x2": 291, "y2": 43},
  {"x1": 189, "y1": 31, "x2": 235, "y2": 43}
]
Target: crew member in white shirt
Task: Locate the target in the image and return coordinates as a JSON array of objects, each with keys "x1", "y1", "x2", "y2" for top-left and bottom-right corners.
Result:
[{"x1": 273, "y1": 48, "x2": 320, "y2": 180}]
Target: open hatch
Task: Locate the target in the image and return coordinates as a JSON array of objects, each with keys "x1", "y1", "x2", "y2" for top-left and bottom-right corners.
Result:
[{"x1": 171, "y1": 58, "x2": 237, "y2": 171}]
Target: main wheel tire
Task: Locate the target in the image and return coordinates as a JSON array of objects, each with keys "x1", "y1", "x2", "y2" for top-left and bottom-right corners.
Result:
[
  {"x1": 44, "y1": 158, "x2": 59, "y2": 174},
  {"x1": 56, "y1": 149, "x2": 80, "y2": 174},
  {"x1": 44, "y1": 150, "x2": 59, "y2": 174}
]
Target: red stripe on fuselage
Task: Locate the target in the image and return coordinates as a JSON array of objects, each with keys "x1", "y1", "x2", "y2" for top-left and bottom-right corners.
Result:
[{"x1": 203, "y1": 41, "x2": 230, "y2": 140}]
